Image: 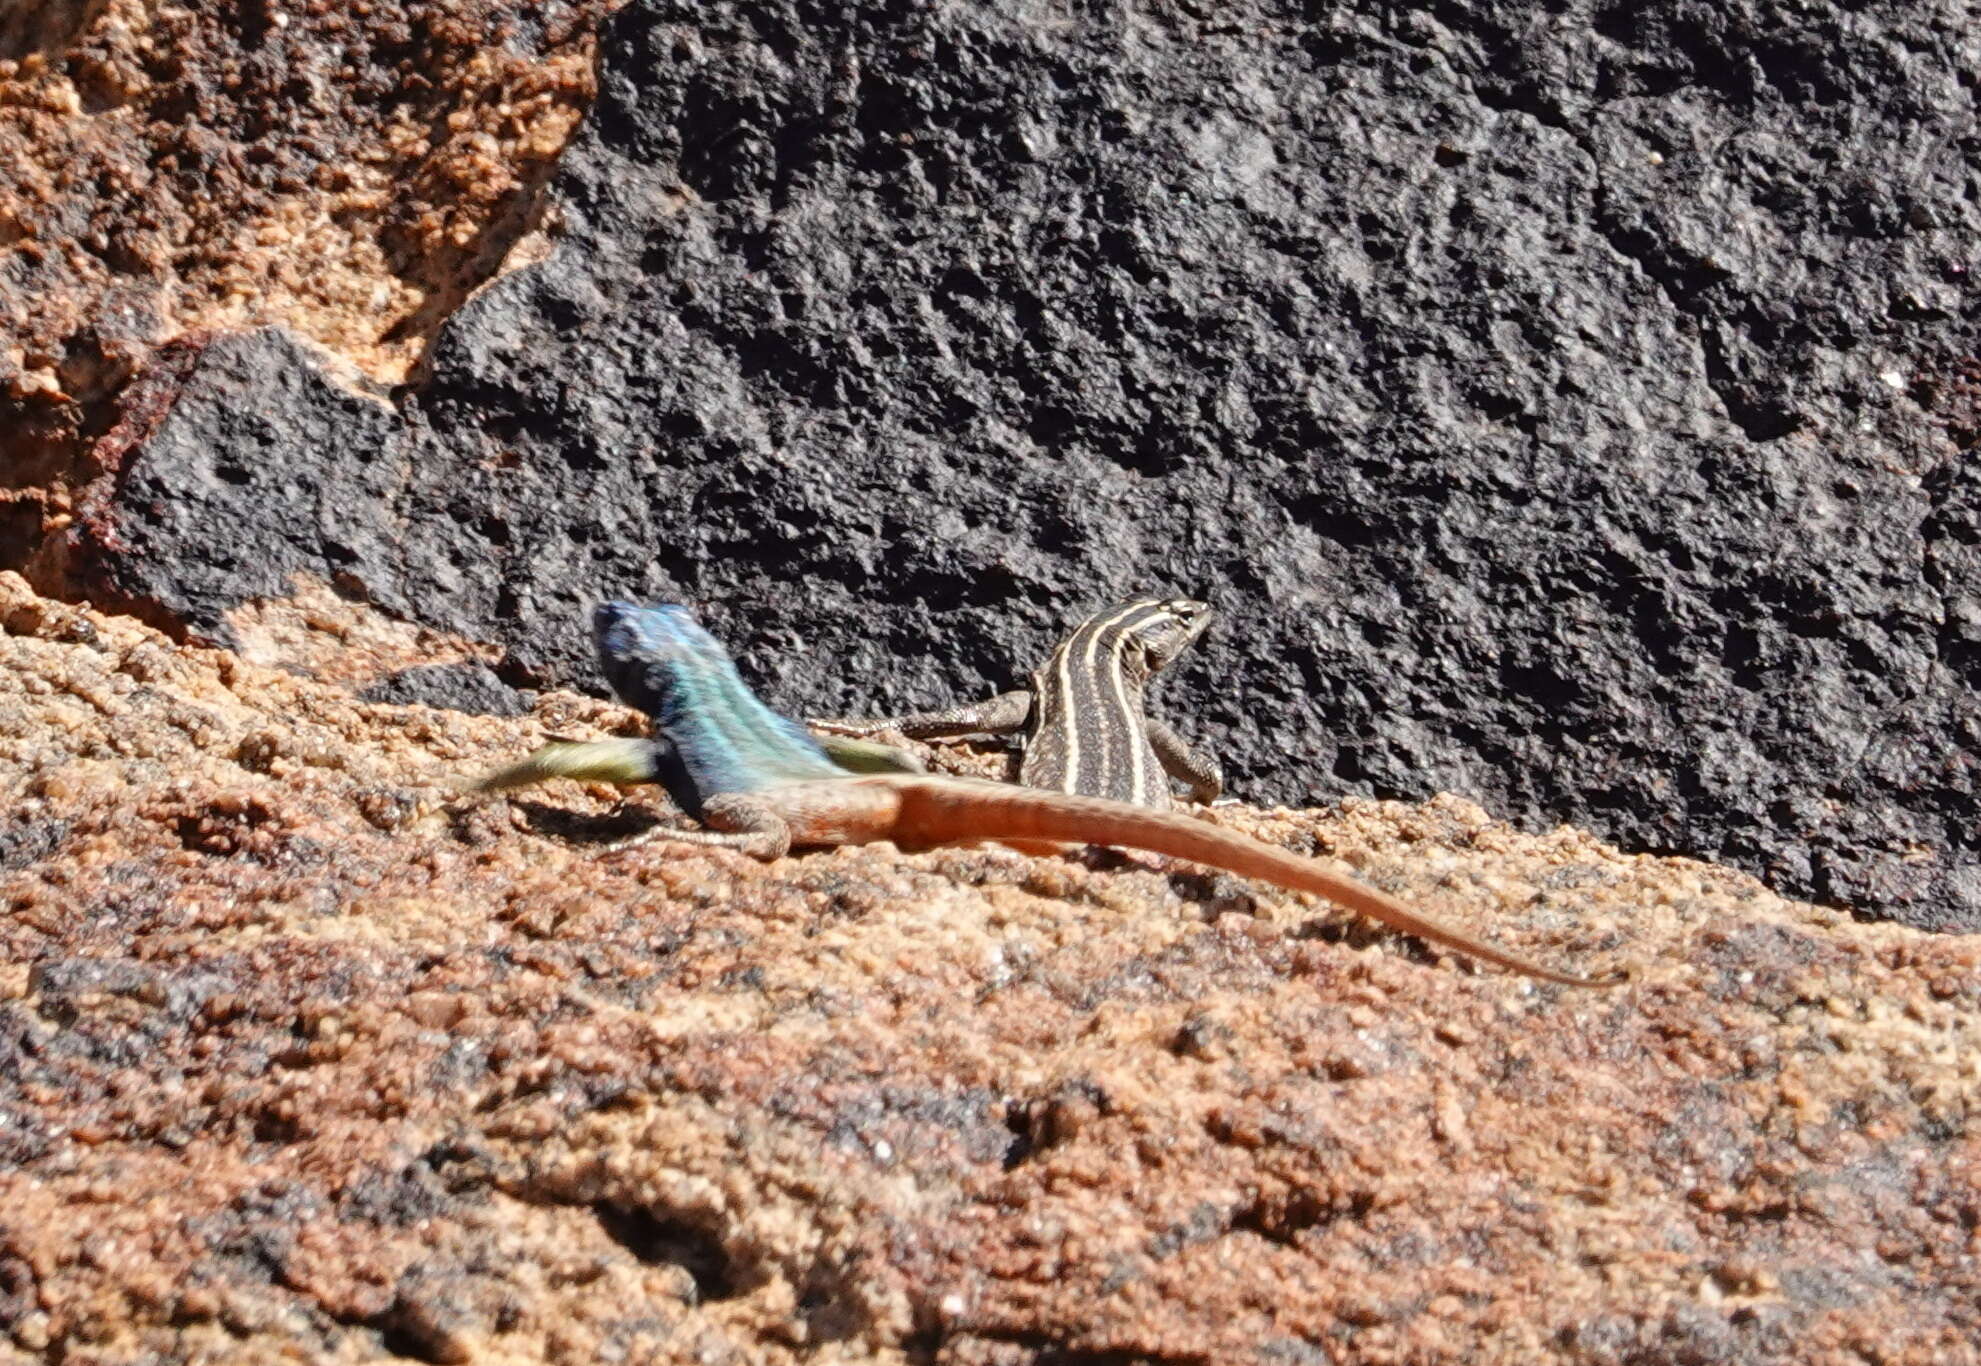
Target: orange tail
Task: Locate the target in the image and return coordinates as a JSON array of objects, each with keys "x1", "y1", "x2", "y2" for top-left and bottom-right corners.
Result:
[{"x1": 886, "y1": 779, "x2": 1619, "y2": 987}]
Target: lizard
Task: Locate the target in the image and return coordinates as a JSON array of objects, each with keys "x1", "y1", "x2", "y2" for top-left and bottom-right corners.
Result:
[
  {"x1": 810, "y1": 596, "x2": 1223, "y2": 808},
  {"x1": 478, "y1": 601, "x2": 1621, "y2": 988}
]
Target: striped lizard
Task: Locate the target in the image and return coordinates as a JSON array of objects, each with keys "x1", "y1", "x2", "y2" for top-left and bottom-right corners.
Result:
[{"x1": 812, "y1": 596, "x2": 1223, "y2": 807}]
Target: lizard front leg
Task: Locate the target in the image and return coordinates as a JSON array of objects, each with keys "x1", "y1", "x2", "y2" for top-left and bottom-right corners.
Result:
[
  {"x1": 477, "y1": 737, "x2": 665, "y2": 792},
  {"x1": 812, "y1": 689, "x2": 1034, "y2": 741},
  {"x1": 1146, "y1": 718, "x2": 1223, "y2": 805},
  {"x1": 813, "y1": 734, "x2": 928, "y2": 774}
]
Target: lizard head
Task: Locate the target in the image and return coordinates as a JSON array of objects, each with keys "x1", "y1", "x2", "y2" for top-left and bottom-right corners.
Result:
[
  {"x1": 592, "y1": 601, "x2": 730, "y2": 713},
  {"x1": 1095, "y1": 597, "x2": 1215, "y2": 685},
  {"x1": 590, "y1": 601, "x2": 843, "y2": 794}
]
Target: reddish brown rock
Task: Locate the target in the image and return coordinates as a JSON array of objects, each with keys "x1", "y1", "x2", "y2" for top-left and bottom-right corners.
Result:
[
  {"x1": 5, "y1": 0, "x2": 1977, "y2": 933},
  {"x1": 0, "y1": 0, "x2": 609, "y2": 560},
  {"x1": 1, "y1": 573, "x2": 1974, "y2": 1364}
]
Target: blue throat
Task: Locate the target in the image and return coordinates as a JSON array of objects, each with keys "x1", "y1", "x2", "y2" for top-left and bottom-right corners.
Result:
[{"x1": 592, "y1": 602, "x2": 844, "y2": 812}]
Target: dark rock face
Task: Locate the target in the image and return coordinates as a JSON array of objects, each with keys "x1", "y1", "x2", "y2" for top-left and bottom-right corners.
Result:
[
  {"x1": 73, "y1": 0, "x2": 1981, "y2": 927},
  {"x1": 75, "y1": 331, "x2": 407, "y2": 633}
]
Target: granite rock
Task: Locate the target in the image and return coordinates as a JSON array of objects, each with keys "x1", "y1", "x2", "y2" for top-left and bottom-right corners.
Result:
[
  {"x1": 7, "y1": 0, "x2": 1981, "y2": 931},
  {"x1": 1, "y1": 574, "x2": 1976, "y2": 1364}
]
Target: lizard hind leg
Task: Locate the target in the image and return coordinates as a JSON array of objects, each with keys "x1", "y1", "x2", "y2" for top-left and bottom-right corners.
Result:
[{"x1": 606, "y1": 794, "x2": 796, "y2": 860}]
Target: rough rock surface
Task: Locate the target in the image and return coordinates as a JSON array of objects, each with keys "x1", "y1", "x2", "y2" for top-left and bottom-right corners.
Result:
[
  {"x1": 0, "y1": 0, "x2": 609, "y2": 552},
  {"x1": 8, "y1": 0, "x2": 1978, "y2": 929},
  {"x1": 3, "y1": 575, "x2": 1977, "y2": 1364}
]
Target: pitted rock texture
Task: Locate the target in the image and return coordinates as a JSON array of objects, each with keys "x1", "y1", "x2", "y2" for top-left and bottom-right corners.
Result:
[
  {"x1": 30, "y1": 0, "x2": 1981, "y2": 931},
  {"x1": 0, "y1": 0, "x2": 609, "y2": 557},
  {"x1": 2, "y1": 574, "x2": 1977, "y2": 1364}
]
